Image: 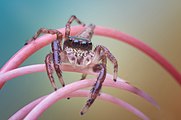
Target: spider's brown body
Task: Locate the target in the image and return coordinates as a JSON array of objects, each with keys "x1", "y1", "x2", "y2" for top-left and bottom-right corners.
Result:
[
  {"x1": 26, "y1": 15, "x2": 118, "y2": 115},
  {"x1": 63, "y1": 26, "x2": 94, "y2": 67}
]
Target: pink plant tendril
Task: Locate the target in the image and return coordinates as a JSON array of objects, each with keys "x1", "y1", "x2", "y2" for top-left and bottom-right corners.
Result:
[
  {"x1": 10, "y1": 90, "x2": 150, "y2": 120},
  {"x1": 0, "y1": 25, "x2": 180, "y2": 119},
  {"x1": 1, "y1": 64, "x2": 158, "y2": 120},
  {"x1": 5, "y1": 65, "x2": 156, "y2": 120}
]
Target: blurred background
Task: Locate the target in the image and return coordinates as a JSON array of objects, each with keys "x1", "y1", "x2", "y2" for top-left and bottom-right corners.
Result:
[{"x1": 0, "y1": 0, "x2": 181, "y2": 120}]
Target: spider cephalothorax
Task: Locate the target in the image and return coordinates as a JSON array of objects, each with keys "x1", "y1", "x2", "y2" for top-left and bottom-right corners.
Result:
[
  {"x1": 63, "y1": 36, "x2": 94, "y2": 66},
  {"x1": 26, "y1": 15, "x2": 118, "y2": 115}
]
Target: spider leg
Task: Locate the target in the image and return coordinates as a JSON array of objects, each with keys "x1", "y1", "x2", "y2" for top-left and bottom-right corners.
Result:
[
  {"x1": 45, "y1": 53, "x2": 57, "y2": 91},
  {"x1": 80, "y1": 73, "x2": 87, "y2": 80},
  {"x1": 65, "y1": 15, "x2": 85, "y2": 40},
  {"x1": 94, "y1": 45, "x2": 118, "y2": 81},
  {"x1": 29, "y1": 28, "x2": 65, "y2": 89},
  {"x1": 25, "y1": 28, "x2": 63, "y2": 45},
  {"x1": 52, "y1": 40, "x2": 65, "y2": 87},
  {"x1": 81, "y1": 63, "x2": 106, "y2": 115},
  {"x1": 81, "y1": 45, "x2": 118, "y2": 115}
]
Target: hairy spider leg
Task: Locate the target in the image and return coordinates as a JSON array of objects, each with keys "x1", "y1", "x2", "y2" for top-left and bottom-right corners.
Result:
[
  {"x1": 51, "y1": 39, "x2": 65, "y2": 88},
  {"x1": 80, "y1": 45, "x2": 118, "y2": 115},
  {"x1": 65, "y1": 15, "x2": 85, "y2": 40},
  {"x1": 45, "y1": 53, "x2": 57, "y2": 91},
  {"x1": 25, "y1": 28, "x2": 62, "y2": 45},
  {"x1": 81, "y1": 63, "x2": 106, "y2": 115},
  {"x1": 94, "y1": 45, "x2": 118, "y2": 81},
  {"x1": 26, "y1": 28, "x2": 65, "y2": 90}
]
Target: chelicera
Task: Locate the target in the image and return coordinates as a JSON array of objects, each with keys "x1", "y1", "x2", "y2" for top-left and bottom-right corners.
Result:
[{"x1": 25, "y1": 15, "x2": 118, "y2": 115}]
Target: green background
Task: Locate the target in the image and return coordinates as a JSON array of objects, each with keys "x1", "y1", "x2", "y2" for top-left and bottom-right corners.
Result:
[{"x1": 0, "y1": 0, "x2": 181, "y2": 120}]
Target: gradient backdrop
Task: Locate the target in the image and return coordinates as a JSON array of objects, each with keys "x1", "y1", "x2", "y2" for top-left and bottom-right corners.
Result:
[{"x1": 0, "y1": 0, "x2": 181, "y2": 120}]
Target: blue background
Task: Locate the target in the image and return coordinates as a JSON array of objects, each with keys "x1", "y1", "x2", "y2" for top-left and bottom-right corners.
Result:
[{"x1": 0, "y1": 0, "x2": 181, "y2": 120}]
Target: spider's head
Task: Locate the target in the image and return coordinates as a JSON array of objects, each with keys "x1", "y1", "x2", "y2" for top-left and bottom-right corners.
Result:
[{"x1": 63, "y1": 36, "x2": 94, "y2": 66}]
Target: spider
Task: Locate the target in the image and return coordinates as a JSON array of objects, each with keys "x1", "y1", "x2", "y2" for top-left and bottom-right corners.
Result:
[{"x1": 25, "y1": 15, "x2": 118, "y2": 115}]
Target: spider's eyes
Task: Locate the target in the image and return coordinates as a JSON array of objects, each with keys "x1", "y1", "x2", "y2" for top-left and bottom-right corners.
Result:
[
  {"x1": 81, "y1": 41, "x2": 88, "y2": 48},
  {"x1": 72, "y1": 40, "x2": 79, "y2": 47},
  {"x1": 88, "y1": 42, "x2": 92, "y2": 46},
  {"x1": 68, "y1": 39, "x2": 72, "y2": 42},
  {"x1": 65, "y1": 37, "x2": 92, "y2": 50}
]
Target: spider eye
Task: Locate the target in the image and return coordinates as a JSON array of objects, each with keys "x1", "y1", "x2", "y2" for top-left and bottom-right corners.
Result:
[
  {"x1": 72, "y1": 39, "x2": 79, "y2": 47},
  {"x1": 73, "y1": 39, "x2": 79, "y2": 43},
  {"x1": 88, "y1": 42, "x2": 92, "y2": 45},
  {"x1": 81, "y1": 41, "x2": 88, "y2": 48},
  {"x1": 68, "y1": 37, "x2": 73, "y2": 41},
  {"x1": 88, "y1": 42, "x2": 92, "y2": 50}
]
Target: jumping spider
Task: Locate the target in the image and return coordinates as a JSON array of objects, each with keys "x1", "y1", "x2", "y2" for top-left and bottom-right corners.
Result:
[{"x1": 26, "y1": 15, "x2": 118, "y2": 115}]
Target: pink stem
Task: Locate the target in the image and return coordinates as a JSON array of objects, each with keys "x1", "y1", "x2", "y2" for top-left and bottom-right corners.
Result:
[
  {"x1": 0, "y1": 26, "x2": 83, "y2": 73},
  {"x1": 0, "y1": 64, "x2": 159, "y2": 109},
  {"x1": 0, "y1": 26, "x2": 180, "y2": 87},
  {"x1": 95, "y1": 26, "x2": 181, "y2": 83},
  {"x1": 24, "y1": 85, "x2": 150, "y2": 120},
  {"x1": 9, "y1": 96, "x2": 46, "y2": 120},
  {"x1": 9, "y1": 90, "x2": 149, "y2": 120}
]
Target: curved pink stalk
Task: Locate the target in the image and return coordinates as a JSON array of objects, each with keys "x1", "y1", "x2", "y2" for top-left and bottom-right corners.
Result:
[
  {"x1": 0, "y1": 26, "x2": 180, "y2": 89},
  {"x1": 9, "y1": 90, "x2": 149, "y2": 120},
  {"x1": 0, "y1": 26, "x2": 84, "y2": 73},
  {"x1": 23, "y1": 84, "x2": 150, "y2": 120},
  {"x1": 0, "y1": 25, "x2": 166, "y2": 119},
  {"x1": 0, "y1": 64, "x2": 159, "y2": 109},
  {"x1": 9, "y1": 96, "x2": 46, "y2": 120}
]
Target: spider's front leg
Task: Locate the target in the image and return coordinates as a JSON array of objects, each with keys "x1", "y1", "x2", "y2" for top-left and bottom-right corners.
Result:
[
  {"x1": 25, "y1": 28, "x2": 62, "y2": 45},
  {"x1": 51, "y1": 39, "x2": 65, "y2": 88},
  {"x1": 81, "y1": 63, "x2": 106, "y2": 115},
  {"x1": 45, "y1": 39, "x2": 65, "y2": 90},
  {"x1": 65, "y1": 15, "x2": 85, "y2": 40},
  {"x1": 27, "y1": 28, "x2": 65, "y2": 90}
]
